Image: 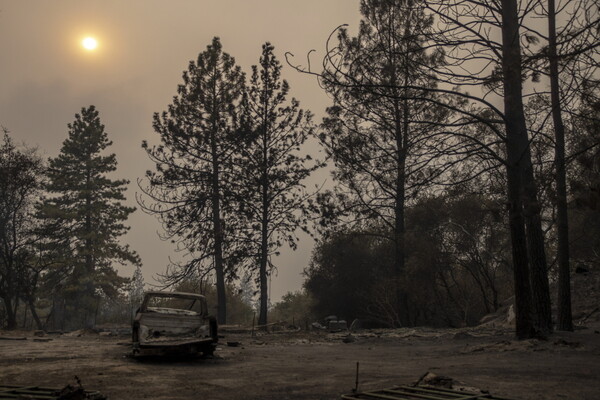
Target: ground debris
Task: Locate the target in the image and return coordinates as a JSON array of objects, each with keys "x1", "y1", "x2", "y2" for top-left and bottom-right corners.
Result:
[
  {"x1": 311, "y1": 322, "x2": 326, "y2": 330},
  {"x1": 63, "y1": 329, "x2": 98, "y2": 337},
  {"x1": 54, "y1": 376, "x2": 107, "y2": 400},
  {"x1": 343, "y1": 372, "x2": 506, "y2": 399},
  {"x1": 553, "y1": 338, "x2": 581, "y2": 348},
  {"x1": 413, "y1": 372, "x2": 491, "y2": 396},
  {"x1": 329, "y1": 320, "x2": 348, "y2": 332},
  {"x1": 0, "y1": 378, "x2": 106, "y2": 400},
  {"x1": 464, "y1": 335, "x2": 584, "y2": 353},
  {"x1": 414, "y1": 371, "x2": 454, "y2": 388},
  {"x1": 452, "y1": 331, "x2": 474, "y2": 340},
  {"x1": 342, "y1": 334, "x2": 355, "y2": 343}
]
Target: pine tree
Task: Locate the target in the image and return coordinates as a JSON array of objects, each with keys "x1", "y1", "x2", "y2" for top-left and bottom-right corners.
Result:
[
  {"x1": 238, "y1": 43, "x2": 320, "y2": 326},
  {"x1": 39, "y1": 106, "x2": 140, "y2": 329},
  {"x1": 318, "y1": 0, "x2": 451, "y2": 326},
  {"x1": 141, "y1": 37, "x2": 245, "y2": 324}
]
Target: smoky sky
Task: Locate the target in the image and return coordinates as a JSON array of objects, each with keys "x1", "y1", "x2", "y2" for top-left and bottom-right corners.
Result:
[{"x1": 0, "y1": 0, "x2": 361, "y2": 301}]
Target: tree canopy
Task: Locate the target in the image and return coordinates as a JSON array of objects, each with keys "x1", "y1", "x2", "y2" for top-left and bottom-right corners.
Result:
[{"x1": 39, "y1": 105, "x2": 139, "y2": 329}]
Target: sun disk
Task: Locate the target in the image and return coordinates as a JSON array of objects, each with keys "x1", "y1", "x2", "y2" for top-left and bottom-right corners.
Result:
[{"x1": 82, "y1": 37, "x2": 98, "y2": 50}]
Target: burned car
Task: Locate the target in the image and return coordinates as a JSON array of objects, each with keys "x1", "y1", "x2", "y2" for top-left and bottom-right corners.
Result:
[{"x1": 132, "y1": 291, "x2": 218, "y2": 357}]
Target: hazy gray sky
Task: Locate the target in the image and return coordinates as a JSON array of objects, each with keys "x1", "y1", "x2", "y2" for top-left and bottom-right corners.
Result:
[{"x1": 0, "y1": 1, "x2": 361, "y2": 301}]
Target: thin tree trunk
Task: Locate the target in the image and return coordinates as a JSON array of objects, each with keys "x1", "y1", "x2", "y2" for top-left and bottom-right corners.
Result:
[
  {"x1": 548, "y1": 0, "x2": 573, "y2": 331},
  {"x1": 22, "y1": 304, "x2": 28, "y2": 329},
  {"x1": 258, "y1": 148, "x2": 269, "y2": 327},
  {"x1": 28, "y1": 298, "x2": 43, "y2": 330},
  {"x1": 258, "y1": 207, "x2": 269, "y2": 326},
  {"x1": 393, "y1": 94, "x2": 408, "y2": 327},
  {"x1": 210, "y1": 66, "x2": 227, "y2": 325},
  {"x1": 52, "y1": 292, "x2": 65, "y2": 331},
  {"x1": 84, "y1": 167, "x2": 95, "y2": 329},
  {"x1": 258, "y1": 89, "x2": 270, "y2": 327},
  {"x1": 391, "y1": 36, "x2": 409, "y2": 327},
  {"x1": 6, "y1": 296, "x2": 18, "y2": 330},
  {"x1": 501, "y1": 0, "x2": 537, "y2": 339},
  {"x1": 521, "y1": 147, "x2": 553, "y2": 335},
  {"x1": 211, "y1": 140, "x2": 227, "y2": 325}
]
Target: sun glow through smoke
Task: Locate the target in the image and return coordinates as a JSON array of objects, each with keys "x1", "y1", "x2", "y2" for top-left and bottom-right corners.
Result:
[{"x1": 82, "y1": 37, "x2": 98, "y2": 50}]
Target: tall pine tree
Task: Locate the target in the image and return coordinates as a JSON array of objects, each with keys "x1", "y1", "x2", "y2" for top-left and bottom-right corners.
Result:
[
  {"x1": 238, "y1": 43, "x2": 320, "y2": 326},
  {"x1": 318, "y1": 0, "x2": 451, "y2": 326},
  {"x1": 140, "y1": 37, "x2": 245, "y2": 324},
  {"x1": 40, "y1": 105, "x2": 140, "y2": 329}
]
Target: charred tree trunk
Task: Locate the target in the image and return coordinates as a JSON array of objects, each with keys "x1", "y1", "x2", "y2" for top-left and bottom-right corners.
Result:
[
  {"x1": 522, "y1": 149, "x2": 553, "y2": 335},
  {"x1": 506, "y1": 164, "x2": 536, "y2": 338},
  {"x1": 28, "y1": 298, "x2": 43, "y2": 331},
  {"x1": 258, "y1": 202, "x2": 269, "y2": 326},
  {"x1": 22, "y1": 305, "x2": 28, "y2": 329},
  {"x1": 390, "y1": 40, "x2": 410, "y2": 327},
  {"x1": 212, "y1": 189, "x2": 227, "y2": 325},
  {"x1": 258, "y1": 148, "x2": 269, "y2": 326},
  {"x1": 393, "y1": 93, "x2": 408, "y2": 327},
  {"x1": 1, "y1": 266, "x2": 19, "y2": 329},
  {"x1": 83, "y1": 166, "x2": 96, "y2": 329},
  {"x1": 3, "y1": 296, "x2": 18, "y2": 330},
  {"x1": 258, "y1": 93, "x2": 270, "y2": 327},
  {"x1": 548, "y1": 0, "x2": 573, "y2": 331},
  {"x1": 51, "y1": 291, "x2": 65, "y2": 331},
  {"x1": 209, "y1": 108, "x2": 227, "y2": 324},
  {"x1": 210, "y1": 65, "x2": 227, "y2": 325},
  {"x1": 501, "y1": 0, "x2": 538, "y2": 339},
  {"x1": 500, "y1": 0, "x2": 553, "y2": 336},
  {"x1": 211, "y1": 142, "x2": 227, "y2": 325}
]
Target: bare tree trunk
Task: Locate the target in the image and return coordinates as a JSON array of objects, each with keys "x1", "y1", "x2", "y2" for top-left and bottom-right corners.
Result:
[
  {"x1": 28, "y1": 299, "x2": 43, "y2": 330},
  {"x1": 22, "y1": 304, "x2": 28, "y2": 329},
  {"x1": 391, "y1": 45, "x2": 410, "y2": 326},
  {"x1": 499, "y1": 0, "x2": 553, "y2": 336},
  {"x1": 393, "y1": 93, "x2": 408, "y2": 327},
  {"x1": 548, "y1": 0, "x2": 573, "y2": 332},
  {"x1": 501, "y1": 0, "x2": 538, "y2": 339},
  {"x1": 212, "y1": 149, "x2": 227, "y2": 325},
  {"x1": 522, "y1": 153, "x2": 553, "y2": 335},
  {"x1": 258, "y1": 82, "x2": 271, "y2": 327},
  {"x1": 83, "y1": 168, "x2": 96, "y2": 329},
  {"x1": 258, "y1": 132, "x2": 269, "y2": 326},
  {"x1": 506, "y1": 164, "x2": 536, "y2": 338},
  {"x1": 209, "y1": 65, "x2": 227, "y2": 326},
  {"x1": 51, "y1": 292, "x2": 65, "y2": 331},
  {"x1": 258, "y1": 207, "x2": 269, "y2": 326},
  {"x1": 3, "y1": 295, "x2": 18, "y2": 330}
]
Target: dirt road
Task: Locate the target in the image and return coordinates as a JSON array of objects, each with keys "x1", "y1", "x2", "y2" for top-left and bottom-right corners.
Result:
[{"x1": 1, "y1": 326, "x2": 599, "y2": 399}]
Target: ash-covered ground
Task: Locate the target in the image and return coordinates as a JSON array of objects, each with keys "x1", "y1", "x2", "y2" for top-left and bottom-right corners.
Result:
[{"x1": 1, "y1": 322, "x2": 599, "y2": 400}]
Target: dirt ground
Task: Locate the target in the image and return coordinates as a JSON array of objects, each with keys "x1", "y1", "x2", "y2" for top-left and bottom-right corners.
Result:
[{"x1": 1, "y1": 324, "x2": 599, "y2": 400}]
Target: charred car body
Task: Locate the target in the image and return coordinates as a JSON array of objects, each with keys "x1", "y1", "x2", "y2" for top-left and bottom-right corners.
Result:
[{"x1": 132, "y1": 291, "x2": 218, "y2": 356}]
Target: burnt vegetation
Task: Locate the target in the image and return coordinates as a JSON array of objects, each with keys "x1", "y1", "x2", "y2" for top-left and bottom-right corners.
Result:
[{"x1": 1, "y1": 0, "x2": 599, "y2": 341}]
